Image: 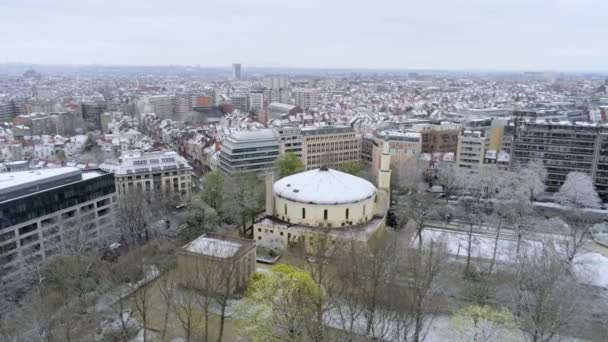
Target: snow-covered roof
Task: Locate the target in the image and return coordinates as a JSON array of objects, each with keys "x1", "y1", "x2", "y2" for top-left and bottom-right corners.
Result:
[
  {"x1": 274, "y1": 168, "x2": 376, "y2": 205},
  {"x1": 183, "y1": 236, "x2": 242, "y2": 258}
]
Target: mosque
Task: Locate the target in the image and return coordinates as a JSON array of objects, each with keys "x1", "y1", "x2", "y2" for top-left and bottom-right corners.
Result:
[{"x1": 253, "y1": 137, "x2": 392, "y2": 253}]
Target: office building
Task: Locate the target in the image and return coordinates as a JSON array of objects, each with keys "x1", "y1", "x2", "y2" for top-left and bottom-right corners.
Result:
[
  {"x1": 0, "y1": 167, "x2": 116, "y2": 284},
  {"x1": 371, "y1": 130, "x2": 422, "y2": 176},
  {"x1": 219, "y1": 129, "x2": 281, "y2": 176},
  {"x1": 0, "y1": 101, "x2": 16, "y2": 123},
  {"x1": 149, "y1": 95, "x2": 175, "y2": 119},
  {"x1": 81, "y1": 101, "x2": 106, "y2": 131},
  {"x1": 292, "y1": 88, "x2": 320, "y2": 110},
  {"x1": 512, "y1": 120, "x2": 600, "y2": 192},
  {"x1": 456, "y1": 130, "x2": 489, "y2": 169},
  {"x1": 361, "y1": 134, "x2": 375, "y2": 165},
  {"x1": 233, "y1": 63, "x2": 242, "y2": 80},
  {"x1": 248, "y1": 92, "x2": 264, "y2": 112},
  {"x1": 100, "y1": 150, "x2": 192, "y2": 198},
  {"x1": 229, "y1": 93, "x2": 249, "y2": 113},
  {"x1": 277, "y1": 126, "x2": 303, "y2": 157},
  {"x1": 301, "y1": 126, "x2": 361, "y2": 170}
]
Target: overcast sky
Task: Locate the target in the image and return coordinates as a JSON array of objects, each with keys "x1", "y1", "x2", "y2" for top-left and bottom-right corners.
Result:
[{"x1": 0, "y1": 0, "x2": 606, "y2": 71}]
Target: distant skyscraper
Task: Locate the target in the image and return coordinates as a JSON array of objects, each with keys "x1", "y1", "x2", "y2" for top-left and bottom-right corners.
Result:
[{"x1": 233, "y1": 63, "x2": 242, "y2": 80}]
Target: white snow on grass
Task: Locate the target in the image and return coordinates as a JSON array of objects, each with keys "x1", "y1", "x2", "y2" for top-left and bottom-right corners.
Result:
[
  {"x1": 421, "y1": 228, "x2": 608, "y2": 291},
  {"x1": 574, "y1": 252, "x2": 608, "y2": 289},
  {"x1": 420, "y1": 228, "x2": 540, "y2": 262}
]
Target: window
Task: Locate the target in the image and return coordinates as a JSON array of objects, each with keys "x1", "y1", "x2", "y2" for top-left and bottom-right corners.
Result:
[
  {"x1": 302, "y1": 208, "x2": 306, "y2": 219},
  {"x1": 363, "y1": 205, "x2": 366, "y2": 216},
  {"x1": 324, "y1": 209, "x2": 328, "y2": 220},
  {"x1": 345, "y1": 208, "x2": 349, "y2": 220},
  {"x1": 284, "y1": 204, "x2": 287, "y2": 215}
]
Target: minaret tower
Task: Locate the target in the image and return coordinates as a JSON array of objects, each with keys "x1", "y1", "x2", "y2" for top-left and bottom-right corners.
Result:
[{"x1": 376, "y1": 134, "x2": 392, "y2": 215}]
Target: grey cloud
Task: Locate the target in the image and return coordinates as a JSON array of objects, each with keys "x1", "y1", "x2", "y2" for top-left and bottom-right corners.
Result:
[{"x1": 0, "y1": 0, "x2": 606, "y2": 70}]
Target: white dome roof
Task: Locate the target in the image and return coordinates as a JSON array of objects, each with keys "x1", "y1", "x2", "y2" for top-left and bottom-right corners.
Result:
[{"x1": 273, "y1": 168, "x2": 376, "y2": 205}]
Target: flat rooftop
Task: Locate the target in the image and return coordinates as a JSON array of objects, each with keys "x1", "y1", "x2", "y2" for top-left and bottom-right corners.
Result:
[
  {"x1": 182, "y1": 234, "x2": 255, "y2": 259},
  {"x1": 0, "y1": 167, "x2": 81, "y2": 193},
  {"x1": 0, "y1": 167, "x2": 108, "y2": 202}
]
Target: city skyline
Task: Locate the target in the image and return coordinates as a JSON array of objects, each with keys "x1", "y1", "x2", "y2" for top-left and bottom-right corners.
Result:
[{"x1": 1, "y1": 0, "x2": 607, "y2": 72}]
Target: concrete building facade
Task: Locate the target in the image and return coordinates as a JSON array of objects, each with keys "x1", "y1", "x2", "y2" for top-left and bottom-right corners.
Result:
[
  {"x1": 456, "y1": 130, "x2": 489, "y2": 169},
  {"x1": 219, "y1": 129, "x2": 281, "y2": 176},
  {"x1": 301, "y1": 126, "x2": 361, "y2": 170},
  {"x1": 100, "y1": 150, "x2": 192, "y2": 198},
  {"x1": 277, "y1": 126, "x2": 303, "y2": 157},
  {"x1": 0, "y1": 168, "x2": 116, "y2": 284},
  {"x1": 292, "y1": 88, "x2": 320, "y2": 110},
  {"x1": 177, "y1": 234, "x2": 256, "y2": 294}
]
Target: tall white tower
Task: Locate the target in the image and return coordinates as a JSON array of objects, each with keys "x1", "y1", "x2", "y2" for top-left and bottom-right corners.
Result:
[
  {"x1": 376, "y1": 134, "x2": 392, "y2": 215},
  {"x1": 265, "y1": 170, "x2": 275, "y2": 217}
]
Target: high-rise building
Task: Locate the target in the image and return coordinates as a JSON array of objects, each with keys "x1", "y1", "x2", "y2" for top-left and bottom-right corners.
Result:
[
  {"x1": 264, "y1": 76, "x2": 289, "y2": 90},
  {"x1": 229, "y1": 93, "x2": 249, "y2": 113},
  {"x1": 81, "y1": 101, "x2": 107, "y2": 131},
  {"x1": 219, "y1": 129, "x2": 281, "y2": 176},
  {"x1": 0, "y1": 101, "x2": 16, "y2": 123},
  {"x1": 0, "y1": 167, "x2": 116, "y2": 284},
  {"x1": 248, "y1": 92, "x2": 264, "y2": 113},
  {"x1": 292, "y1": 88, "x2": 320, "y2": 110},
  {"x1": 100, "y1": 150, "x2": 192, "y2": 198},
  {"x1": 148, "y1": 95, "x2": 175, "y2": 119},
  {"x1": 301, "y1": 126, "x2": 361, "y2": 170},
  {"x1": 268, "y1": 89, "x2": 290, "y2": 104},
  {"x1": 233, "y1": 63, "x2": 242, "y2": 80},
  {"x1": 456, "y1": 130, "x2": 489, "y2": 169},
  {"x1": 512, "y1": 120, "x2": 600, "y2": 192}
]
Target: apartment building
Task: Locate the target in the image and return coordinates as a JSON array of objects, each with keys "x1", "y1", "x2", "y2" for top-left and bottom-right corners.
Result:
[
  {"x1": 219, "y1": 129, "x2": 281, "y2": 176},
  {"x1": 292, "y1": 88, "x2": 320, "y2": 110},
  {"x1": 0, "y1": 167, "x2": 116, "y2": 284},
  {"x1": 301, "y1": 126, "x2": 361, "y2": 170},
  {"x1": 456, "y1": 130, "x2": 489, "y2": 169},
  {"x1": 412, "y1": 122, "x2": 461, "y2": 153},
  {"x1": 100, "y1": 150, "x2": 192, "y2": 198}
]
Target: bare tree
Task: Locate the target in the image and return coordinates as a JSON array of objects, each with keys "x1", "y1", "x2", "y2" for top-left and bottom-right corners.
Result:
[
  {"x1": 436, "y1": 163, "x2": 463, "y2": 201},
  {"x1": 223, "y1": 172, "x2": 265, "y2": 236},
  {"x1": 116, "y1": 190, "x2": 153, "y2": 246},
  {"x1": 407, "y1": 239, "x2": 446, "y2": 342},
  {"x1": 173, "y1": 287, "x2": 203, "y2": 342},
  {"x1": 394, "y1": 158, "x2": 431, "y2": 194},
  {"x1": 398, "y1": 192, "x2": 438, "y2": 249},
  {"x1": 562, "y1": 212, "x2": 596, "y2": 264},
  {"x1": 512, "y1": 241, "x2": 581, "y2": 342}
]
